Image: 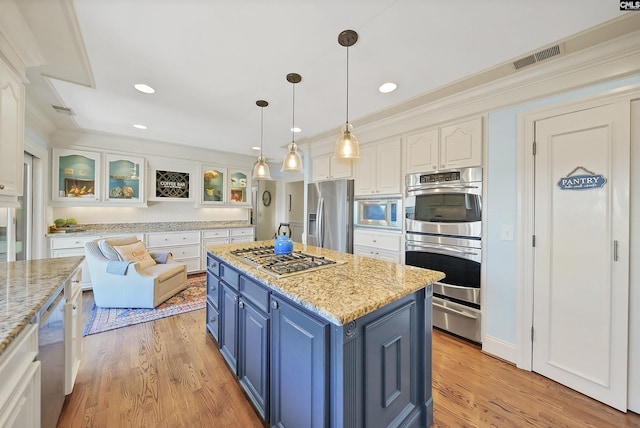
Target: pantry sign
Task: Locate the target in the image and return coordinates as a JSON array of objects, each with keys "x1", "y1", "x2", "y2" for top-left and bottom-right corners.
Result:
[{"x1": 557, "y1": 166, "x2": 607, "y2": 191}]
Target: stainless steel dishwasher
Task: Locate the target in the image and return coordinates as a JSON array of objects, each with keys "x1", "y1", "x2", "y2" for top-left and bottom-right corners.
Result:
[{"x1": 37, "y1": 284, "x2": 66, "y2": 428}]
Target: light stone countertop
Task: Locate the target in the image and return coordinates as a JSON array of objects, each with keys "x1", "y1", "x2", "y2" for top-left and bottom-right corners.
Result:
[
  {"x1": 207, "y1": 240, "x2": 445, "y2": 325},
  {"x1": 0, "y1": 257, "x2": 84, "y2": 357},
  {"x1": 47, "y1": 221, "x2": 254, "y2": 237}
]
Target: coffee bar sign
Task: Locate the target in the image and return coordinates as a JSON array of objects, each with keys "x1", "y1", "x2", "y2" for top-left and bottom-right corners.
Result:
[
  {"x1": 557, "y1": 166, "x2": 607, "y2": 191},
  {"x1": 155, "y1": 170, "x2": 190, "y2": 198}
]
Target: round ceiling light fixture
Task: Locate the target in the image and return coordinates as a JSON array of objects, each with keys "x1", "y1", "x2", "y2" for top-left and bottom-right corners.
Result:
[
  {"x1": 378, "y1": 82, "x2": 397, "y2": 93},
  {"x1": 134, "y1": 83, "x2": 155, "y2": 94}
]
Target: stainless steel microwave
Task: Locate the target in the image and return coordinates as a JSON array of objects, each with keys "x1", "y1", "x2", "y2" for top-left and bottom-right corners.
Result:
[{"x1": 354, "y1": 196, "x2": 402, "y2": 230}]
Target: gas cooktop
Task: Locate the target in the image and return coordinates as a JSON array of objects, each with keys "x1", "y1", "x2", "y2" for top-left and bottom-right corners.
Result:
[{"x1": 230, "y1": 245, "x2": 343, "y2": 278}]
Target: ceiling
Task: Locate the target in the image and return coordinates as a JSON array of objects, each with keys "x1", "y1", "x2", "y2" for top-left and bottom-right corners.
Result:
[{"x1": 11, "y1": 0, "x2": 628, "y2": 163}]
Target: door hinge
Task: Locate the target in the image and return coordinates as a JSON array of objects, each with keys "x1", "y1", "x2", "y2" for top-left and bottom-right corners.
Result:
[
  {"x1": 531, "y1": 326, "x2": 534, "y2": 342},
  {"x1": 532, "y1": 235, "x2": 536, "y2": 247},
  {"x1": 532, "y1": 141, "x2": 537, "y2": 155}
]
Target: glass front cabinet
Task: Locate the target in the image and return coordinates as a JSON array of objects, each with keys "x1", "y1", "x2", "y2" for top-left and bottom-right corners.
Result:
[
  {"x1": 105, "y1": 154, "x2": 145, "y2": 204},
  {"x1": 52, "y1": 149, "x2": 101, "y2": 203},
  {"x1": 201, "y1": 166, "x2": 227, "y2": 205},
  {"x1": 229, "y1": 169, "x2": 251, "y2": 206}
]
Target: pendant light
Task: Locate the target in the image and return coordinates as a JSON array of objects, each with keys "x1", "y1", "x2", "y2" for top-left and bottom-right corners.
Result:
[
  {"x1": 335, "y1": 29, "x2": 360, "y2": 160},
  {"x1": 252, "y1": 100, "x2": 272, "y2": 180},
  {"x1": 281, "y1": 73, "x2": 303, "y2": 172}
]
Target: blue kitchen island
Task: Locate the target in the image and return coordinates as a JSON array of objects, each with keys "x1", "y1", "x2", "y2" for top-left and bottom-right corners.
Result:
[{"x1": 205, "y1": 241, "x2": 444, "y2": 428}]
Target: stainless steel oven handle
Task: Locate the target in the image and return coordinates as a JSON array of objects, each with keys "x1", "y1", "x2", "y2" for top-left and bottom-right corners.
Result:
[
  {"x1": 433, "y1": 301, "x2": 478, "y2": 320},
  {"x1": 406, "y1": 242, "x2": 480, "y2": 257},
  {"x1": 406, "y1": 184, "x2": 480, "y2": 194}
]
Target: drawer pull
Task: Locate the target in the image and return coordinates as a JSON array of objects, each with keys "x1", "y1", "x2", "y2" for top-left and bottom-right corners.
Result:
[
  {"x1": 271, "y1": 300, "x2": 279, "y2": 310},
  {"x1": 209, "y1": 317, "x2": 216, "y2": 323},
  {"x1": 0, "y1": 184, "x2": 4, "y2": 190}
]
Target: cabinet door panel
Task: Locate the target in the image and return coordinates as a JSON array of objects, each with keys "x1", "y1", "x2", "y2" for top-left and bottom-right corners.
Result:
[
  {"x1": 439, "y1": 118, "x2": 482, "y2": 169},
  {"x1": 354, "y1": 146, "x2": 376, "y2": 195},
  {"x1": 405, "y1": 129, "x2": 438, "y2": 174},
  {"x1": 0, "y1": 59, "x2": 24, "y2": 199},
  {"x1": 376, "y1": 139, "x2": 401, "y2": 194},
  {"x1": 239, "y1": 301, "x2": 269, "y2": 420},
  {"x1": 219, "y1": 283, "x2": 239, "y2": 373},
  {"x1": 364, "y1": 301, "x2": 418, "y2": 428},
  {"x1": 271, "y1": 296, "x2": 327, "y2": 428}
]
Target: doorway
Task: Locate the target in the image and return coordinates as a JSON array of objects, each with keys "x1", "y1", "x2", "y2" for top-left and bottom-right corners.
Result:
[
  {"x1": 284, "y1": 180, "x2": 304, "y2": 242},
  {"x1": 255, "y1": 180, "x2": 276, "y2": 241},
  {"x1": 519, "y1": 90, "x2": 638, "y2": 412}
]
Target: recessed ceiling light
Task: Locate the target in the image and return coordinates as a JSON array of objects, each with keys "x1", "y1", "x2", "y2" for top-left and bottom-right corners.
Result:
[
  {"x1": 133, "y1": 124, "x2": 147, "y2": 129},
  {"x1": 290, "y1": 127, "x2": 301, "y2": 133},
  {"x1": 378, "y1": 82, "x2": 397, "y2": 93},
  {"x1": 134, "y1": 83, "x2": 155, "y2": 94},
  {"x1": 252, "y1": 146, "x2": 261, "y2": 151}
]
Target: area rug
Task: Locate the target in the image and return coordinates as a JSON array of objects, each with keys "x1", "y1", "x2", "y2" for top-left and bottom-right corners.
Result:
[{"x1": 83, "y1": 274, "x2": 206, "y2": 336}]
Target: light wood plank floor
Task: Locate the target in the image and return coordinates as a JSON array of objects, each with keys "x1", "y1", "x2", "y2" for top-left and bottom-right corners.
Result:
[{"x1": 57, "y1": 291, "x2": 640, "y2": 427}]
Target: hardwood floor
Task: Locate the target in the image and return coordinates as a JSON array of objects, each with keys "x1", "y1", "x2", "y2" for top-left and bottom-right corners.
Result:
[{"x1": 57, "y1": 291, "x2": 640, "y2": 428}]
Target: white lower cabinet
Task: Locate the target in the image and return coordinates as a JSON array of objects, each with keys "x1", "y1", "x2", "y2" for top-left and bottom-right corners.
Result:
[
  {"x1": 146, "y1": 231, "x2": 201, "y2": 272},
  {"x1": 353, "y1": 229, "x2": 402, "y2": 263},
  {"x1": 202, "y1": 229, "x2": 230, "y2": 262},
  {"x1": 0, "y1": 324, "x2": 40, "y2": 428},
  {"x1": 230, "y1": 227, "x2": 254, "y2": 243}
]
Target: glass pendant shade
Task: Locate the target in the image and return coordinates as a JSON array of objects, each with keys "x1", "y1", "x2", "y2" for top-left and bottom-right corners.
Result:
[
  {"x1": 335, "y1": 122, "x2": 360, "y2": 159},
  {"x1": 252, "y1": 155, "x2": 272, "y2": 180},
  {"x1": 281, "y1": 141, "x2": 303, "y2": 172}
]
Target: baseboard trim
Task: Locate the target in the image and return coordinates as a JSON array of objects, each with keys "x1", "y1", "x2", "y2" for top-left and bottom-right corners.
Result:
[{"x1": 482, "y1": 335, "x2": 519, "y2": 365}]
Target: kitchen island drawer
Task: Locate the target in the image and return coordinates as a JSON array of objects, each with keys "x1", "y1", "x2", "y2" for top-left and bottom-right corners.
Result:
[
  {"x1": 147, "y1": 231, "x2": 200, "y2": 247},
  {"x1": 206, "y1": 300, "x2": 219, "y2": 342},
  {"x1": 239, "y1": 276, "x2": 270, "y2": 313}
]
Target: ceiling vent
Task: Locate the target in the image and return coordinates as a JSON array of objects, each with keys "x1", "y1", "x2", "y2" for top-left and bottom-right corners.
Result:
[
  {"x1": 513, "y1": 44, "x2": 563, "y2": 70},
  {"x1": 51, "y1": 105, "x2": 75, "y2": 115}
]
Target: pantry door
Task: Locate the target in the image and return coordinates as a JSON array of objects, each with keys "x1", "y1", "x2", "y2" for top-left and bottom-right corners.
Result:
[{"x1": 532, "y1": 102, "x2": 630, "y2": 411}]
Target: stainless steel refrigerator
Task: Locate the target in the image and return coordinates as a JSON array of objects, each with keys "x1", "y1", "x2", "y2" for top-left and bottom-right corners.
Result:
[{"x1": 307, "y1": 179, "x2": 354, "y2": 253}]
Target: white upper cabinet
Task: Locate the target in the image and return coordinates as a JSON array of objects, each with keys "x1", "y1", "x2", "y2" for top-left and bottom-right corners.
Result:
[
  {"x1": 405, "y1": 128, "x2": 438, "y2": 174},
  {"x1": 0, "y1": 56, "x2": 25, "y2": 205},
  {"x1": 311, "y1": 154, "x2": 352, "y2": 182},
  {"x1": 104, "y1": 154, "x2": 146, "y2": 205},
  {"x1": 405, "y1": 117, "x2": 483, "y2": 173},
  {"x1": 52, "y1": 149, "x2": 102, "y2": 203},
  {"x1": 354, "y1": 139, "x2": 401, "y2": 196}
]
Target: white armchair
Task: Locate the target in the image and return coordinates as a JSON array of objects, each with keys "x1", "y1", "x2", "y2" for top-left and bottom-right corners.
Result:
[{"x1": 84, "y1": 236, "x2": 187, "y2": 308}]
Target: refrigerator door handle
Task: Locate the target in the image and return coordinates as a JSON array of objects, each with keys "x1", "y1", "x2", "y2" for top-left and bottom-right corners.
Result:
[{"x1": 317, "y1": 197, "x2": 324, "y2": 248}]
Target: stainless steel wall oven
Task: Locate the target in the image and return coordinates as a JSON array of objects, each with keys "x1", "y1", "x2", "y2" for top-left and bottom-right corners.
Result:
[{"x1": 405, "y1": 167, "x2": 482, "y2": 343}]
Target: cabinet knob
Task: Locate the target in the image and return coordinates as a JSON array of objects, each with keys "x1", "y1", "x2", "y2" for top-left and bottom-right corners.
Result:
[
  {"x1": 233, "y1": 296, "x2": 238, "y2": 303},
  {"x1": 0, "y1": 184, "x2": 4, "y2": 190},
  {"x1": 433, "y1": 165, "x2": 437, "y2": 170},
  {"x1": 209, "y1": 317, "x2": 216, "y2": 323},
  {"x1": 73, "y1": 305, "x2": 77, "y2": 310},
  {"x1": 271, "y1": 300, "x2": 279, "y2": 310},
  {"x1": 72, "y1": 279, "x2": 80, "y2": 283},
  {"x1": 239, "y1": 301, "x2": 245, "y2": 309}
]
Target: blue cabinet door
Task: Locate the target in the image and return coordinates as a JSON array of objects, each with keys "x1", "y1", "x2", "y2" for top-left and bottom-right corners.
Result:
[
  {"x1": 239, "y1": 299, "x2": 269, "y2": 420},
  {"x1": 271, "y1": 296, "x2": 328, "y2": 428},
  {"x1": 219, "y1": 282, "x2": 239, "y2": 374}
]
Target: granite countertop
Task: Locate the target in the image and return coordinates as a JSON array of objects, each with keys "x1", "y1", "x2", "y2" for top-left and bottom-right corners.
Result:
[
  {"x1": 207, "y1": 240, "x2": 445, "y2": 325},
  {"x1": 47, "y1": 221, "x2": 254, "y2": 236},
  {"x1": 0, "y1": 257, "x2": 84, "y2": 357}
]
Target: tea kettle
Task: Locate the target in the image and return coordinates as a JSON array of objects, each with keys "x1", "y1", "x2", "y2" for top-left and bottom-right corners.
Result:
[{"x1": 274, "y1": 233, "x2": 293, "y2": 255}]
